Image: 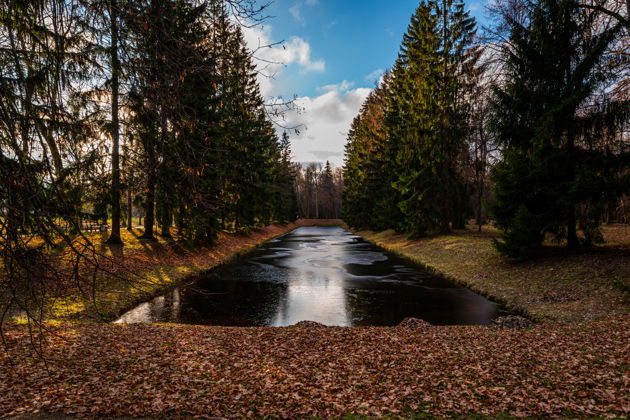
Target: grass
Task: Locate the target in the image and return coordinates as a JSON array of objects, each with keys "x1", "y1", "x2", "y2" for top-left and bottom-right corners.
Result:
[{"x1": 355, "y1": 224, "x2": 630, "y2": 323}]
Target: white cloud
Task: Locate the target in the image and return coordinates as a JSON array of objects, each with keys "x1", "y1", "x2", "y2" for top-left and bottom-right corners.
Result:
[
  {"x1": 317, "y1": 80, "x2": 354, "y2": 93},
  {"x1": 364, "y1": 68, "x2": 385, "y2": 84},
  {"x1": 242, "y1": 22, "x2": 367, "y2": 167},
  {"x1": 283, "y1": 85, "x2": 372, "y2": 167},
  {"x1": 289, "y1": 3, "x2": 304, "y2": 24},
  {"x1": 243, "y1": 25, "x2": 325, "y2": 96},
  {"x1": 289, "y1": 0, "x2": 319, "y2": 25}
]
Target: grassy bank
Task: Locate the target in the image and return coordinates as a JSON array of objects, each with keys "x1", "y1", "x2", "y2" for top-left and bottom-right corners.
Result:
[
  {"x1": 356, "y1": 224, "x2": 630, "y2": 323},
  {"x1": 41, "y1": 219, "x2": 345, "y2": 323}
]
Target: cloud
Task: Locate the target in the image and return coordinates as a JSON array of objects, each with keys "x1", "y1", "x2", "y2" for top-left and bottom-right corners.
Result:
[
  {"x1": 289, "y1": 0, "x2": 319, "y2": 25},
  {"x1": 283, "y1": 85, "x2": 372, "y2": 167},
  {"x1": 289, "y1": 3, "x2": 304, "y2": 24},
  {"x1": 310, "y1": 150, "x2": 343, "y2": 161},
  {"x1": 243, "y1": 25, "x2": 325, "y2": 95},
  {"x1": 317, "y1": 80, "x2": 354, "y2": 93},
  {"x1": 364, "y1": 69, "x2": 385, "y2": 84},
  {"x1": 242, "y1": 21, "x2": 367, "y2": 168}
]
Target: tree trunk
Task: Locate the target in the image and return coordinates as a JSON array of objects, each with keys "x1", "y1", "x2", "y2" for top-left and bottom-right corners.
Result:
[
  {"x1": 139, "y1": 154, "x2": 157, "y2": 241},
  {"x1": 566, "y1": 126, "x2": 578, "y2": 248},
  {"x1": 160, "y1": 208, "x2": 172, "y2": 238},
  {"x1": 106, "y1": 0, "x2": 122, "y2": 244},
  {"x1": 126, "y1": 187, "x2": 133, "y2": 230}
]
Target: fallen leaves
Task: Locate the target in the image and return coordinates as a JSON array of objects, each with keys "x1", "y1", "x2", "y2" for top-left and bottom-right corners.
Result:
[{"x1": 1, "y1": 319, "x2": 628, "y2": 418}]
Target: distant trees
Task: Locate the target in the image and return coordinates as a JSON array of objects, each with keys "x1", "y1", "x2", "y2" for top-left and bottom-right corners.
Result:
[
  {"x1": 295, "y1": 161, "x2": 343, "y2": 219},
  {"x1": 342, "y1": 0, "x2": 629, "y2": 258}
]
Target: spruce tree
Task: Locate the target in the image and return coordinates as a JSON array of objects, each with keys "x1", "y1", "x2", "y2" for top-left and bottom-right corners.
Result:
[
  {"x1": 343, "y1": 72, "x2": 401, "y2": 230},
  {"x1": 388, "y1": 0, "x2": 477, "y2": 236},
  {"x1": 489, "y1": 0, "x2": 628, "y2": 258}
]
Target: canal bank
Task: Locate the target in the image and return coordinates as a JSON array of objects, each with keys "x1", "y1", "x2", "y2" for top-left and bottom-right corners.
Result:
[
  {"x1": 41, "y1": 220, "x2": 627, "y2": 325},
  {"x1": 355, "y1": 225, "x2": 630, "y2": 323},
  {"x1": 115, "y1": 226, "x2": 503, "y2": 326},
  {"x1": 43, "y1": 219, "x2": 346, "y2": 323}
]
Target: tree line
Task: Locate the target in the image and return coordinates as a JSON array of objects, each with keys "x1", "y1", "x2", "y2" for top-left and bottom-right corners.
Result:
[
  {"x1": 0, "y1": 0, "x2": 297, "y2": 242},
  {"x1": 343, "y1": 0, "x2": 629, "y2": 258},
  {"x1": 294, "y1": 161, "x2": 343, "y2": 219},
  {"x1": 0, "y1": 0, "x2": 297, "y2": 321}
]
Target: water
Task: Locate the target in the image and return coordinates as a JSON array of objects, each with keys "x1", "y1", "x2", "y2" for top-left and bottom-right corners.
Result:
[{"x1": 115, "y1": 226, "x2": 500, "y2": 326}]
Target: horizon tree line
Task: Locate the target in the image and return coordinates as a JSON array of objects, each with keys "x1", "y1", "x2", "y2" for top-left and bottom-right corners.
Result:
[{"x1": 294, "y1": 161, "x2": 343, "y2": 219}]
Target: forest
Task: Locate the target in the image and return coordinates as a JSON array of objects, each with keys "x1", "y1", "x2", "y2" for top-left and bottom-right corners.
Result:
[
  {"x1": 0, "y1": 0, "x2": 302, "y2": 308},
  {"x1": 343, "y1": 0, "x2": 629, "y2": 258}
]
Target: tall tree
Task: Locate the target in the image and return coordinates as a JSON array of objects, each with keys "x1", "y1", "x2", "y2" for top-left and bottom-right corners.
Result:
[
  {"x1": 489, "y1": 0, "x2": 629, "y2": 258},
  {"x1": 105, "y1": 0, "x2": 123, "y2": 244},
  {"x1": 343, "y1": 72, "x2": 401, "y2": 230},
  {"x1": 388, "y1": 0, "x2": 478, "y2": 236}
]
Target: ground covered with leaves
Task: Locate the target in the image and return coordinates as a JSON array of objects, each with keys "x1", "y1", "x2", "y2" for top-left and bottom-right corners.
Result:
[
  {"x1": 357, "y1": 225, "x2": 630, "y2": 323},
  {"x1": 1, "y1": 319, "x2": 628, "y2": 419},
  {"x1": 2, "y1": 222, "x2": 629, "y2": 418}
]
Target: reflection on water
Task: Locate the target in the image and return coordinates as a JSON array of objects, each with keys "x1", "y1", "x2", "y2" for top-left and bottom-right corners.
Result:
[{"x1": 115, "y1": 227, "x2": 499, "y2": 326}]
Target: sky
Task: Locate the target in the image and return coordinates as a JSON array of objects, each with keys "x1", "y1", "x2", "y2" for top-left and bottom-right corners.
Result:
[{"x1": 243, "y1": 0, "x2": 492, "y2": 167}]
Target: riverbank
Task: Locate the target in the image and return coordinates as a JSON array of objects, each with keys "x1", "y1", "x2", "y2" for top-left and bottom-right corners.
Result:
[
  {"x1": 42, "y1": 219, "x2": 345, "y2": 322},
  {"x1": 2, "y1": 318, "x2": 628, "y2": 418},
  {"x1": 356, "y1": 224, "x2": 630, "y2": 323}
]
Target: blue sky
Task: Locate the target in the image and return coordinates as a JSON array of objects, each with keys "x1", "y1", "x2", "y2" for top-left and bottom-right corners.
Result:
[{"x1": 244, "y1": 0, "x2": 491, "y2": 166}]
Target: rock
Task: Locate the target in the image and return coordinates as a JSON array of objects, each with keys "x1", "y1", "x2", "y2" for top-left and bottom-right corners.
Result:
[
  {"x1": 397, "y1": 317, "x2": 432, "y2": 329},
  {"x1": 291, "y1": 320, "x2": 327, "y2": 328},
  {"x1": 491, "y1": 315, "x2": 534, "y2": 329}
]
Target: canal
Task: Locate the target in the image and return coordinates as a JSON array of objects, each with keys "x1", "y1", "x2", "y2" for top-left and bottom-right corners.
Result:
[{"x1": 116, "y1": 226, "x2": 500, "y2": 326}]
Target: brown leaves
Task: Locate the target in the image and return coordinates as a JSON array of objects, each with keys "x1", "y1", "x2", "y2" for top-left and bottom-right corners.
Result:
[{"x1": 1, "y1": 319, "x2": 629, "y2": 418}]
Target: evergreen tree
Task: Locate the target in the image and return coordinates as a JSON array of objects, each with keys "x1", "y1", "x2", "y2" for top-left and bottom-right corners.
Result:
[
  {"x1": 489, "y1": 0, "x2": 629, "y2": 258},
  {"x1": 388, "y1": 0, "x2": 478, "y2": 236},
  {"x1": 343, "y1": 72, "x2": 401, "y2": 230}
]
